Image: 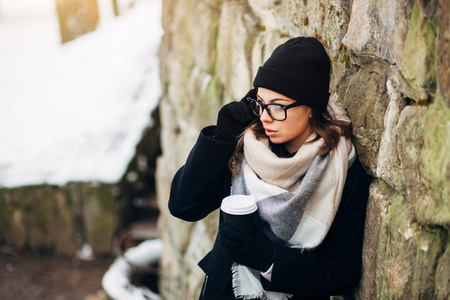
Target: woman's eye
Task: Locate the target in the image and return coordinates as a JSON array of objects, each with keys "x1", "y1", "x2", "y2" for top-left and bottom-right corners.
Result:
[{"x1": 271, "y1": 105, "x2": 284, "y2": 112}]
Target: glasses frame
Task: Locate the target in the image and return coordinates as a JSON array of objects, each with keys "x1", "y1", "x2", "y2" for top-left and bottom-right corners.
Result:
[{"x1": 247, "y1": 97, "x2": 303, "y2": 121}]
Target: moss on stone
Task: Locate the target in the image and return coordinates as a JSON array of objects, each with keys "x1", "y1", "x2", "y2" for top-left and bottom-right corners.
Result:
[
  {"x1": 375, "y1": 181, "x2": 448, "y2": 298},
  {"x1": 331, "y1": 54, "x2": 339, "y2": 65},
  {"x1": 331, "y1": 45, "x2": 351, "y2": 71},
  {"x1": 340, "y1": 51, "x2": 351, "y2": 69},
  {"x1": 375, "y1": 185, "x2": 413, "y2": 299},
  {"x1": 411, "y1": 225, "x2": 447, "y2": 299},
  {"x1": 386, "y1": 189, "x2": 409, "y2": 228},
  {"x1": 402, "y1": 3, "x2": 437, "y2": 98},
  {"x1": 419, "y1": 93, "x2": 450, "y2": 225},
  {"x1": 80, "y1": 182, "x2": 118, "y2": 254},
  {"x1": 375, "y1": 174, "x2": 450, "y2": 297},
  {"x1": 0, "y1": 185, "x2": 75, "y2": 254}
]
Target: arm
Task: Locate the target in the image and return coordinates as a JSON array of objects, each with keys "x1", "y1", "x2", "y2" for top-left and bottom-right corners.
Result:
[
  {"x1": 168, "y1": 126, "x2": 236, "y2": 222},
  {"x1": 169, "y1": 89, "x2": 258, "y2": 222},
  {"x1": 265, "y1": 159, "x2": 370, "y2": 297}
]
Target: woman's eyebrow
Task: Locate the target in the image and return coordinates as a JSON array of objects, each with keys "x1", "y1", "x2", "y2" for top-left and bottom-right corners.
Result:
[{"x1": 257, "y1": 95, "x2": 290, "y2": 104}]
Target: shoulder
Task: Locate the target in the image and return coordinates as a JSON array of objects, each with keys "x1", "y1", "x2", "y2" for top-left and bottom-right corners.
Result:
[{"x1": 346, "y1": 158, "x2": 370, "y2": 190}]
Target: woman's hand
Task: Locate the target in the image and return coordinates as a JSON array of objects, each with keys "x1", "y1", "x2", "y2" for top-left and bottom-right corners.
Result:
[
  {"x1": 214, "y1": 89, "x2": 257, "y2": 142},
  {"x1": 218, "y1": 223, "x2": 274, "y2": 272}
]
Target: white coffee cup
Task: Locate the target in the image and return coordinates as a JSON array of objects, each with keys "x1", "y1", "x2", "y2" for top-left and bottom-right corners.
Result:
[{"x1": 221, "y1": 195, "x2": 257, "y2": 235}]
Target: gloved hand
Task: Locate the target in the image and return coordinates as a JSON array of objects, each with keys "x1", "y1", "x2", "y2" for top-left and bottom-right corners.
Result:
[
  {"x1": 218, "y1": 223, "x2": 274, "y2": 272},
  {"x1": 214, "y1": 88, "x2": 258, "y2": 142}
]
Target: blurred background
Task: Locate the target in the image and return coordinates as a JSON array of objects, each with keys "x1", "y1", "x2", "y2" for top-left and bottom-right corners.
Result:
[
  {"x1": 1, "y1": 0, "x2": 449, "y2": 299},
  {"x1": 0, "y1": 0, "x2": 161, "y2": 188},
  {"x1": 1, "y1": 0, "x2": 162, "y2": 299}
]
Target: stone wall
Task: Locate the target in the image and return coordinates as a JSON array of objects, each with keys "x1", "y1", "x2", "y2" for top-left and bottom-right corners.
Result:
[
  {"x1": 156, "y1": 0, "x2": 449, "y2": 299},
  {"x1": 0, "y1": 182, "x2": 118, "y2": 257}
]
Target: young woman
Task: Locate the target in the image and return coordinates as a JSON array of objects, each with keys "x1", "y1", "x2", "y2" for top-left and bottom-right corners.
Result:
[{"x1": 169, "y1": 37, "x2": 369, "y2": 300}]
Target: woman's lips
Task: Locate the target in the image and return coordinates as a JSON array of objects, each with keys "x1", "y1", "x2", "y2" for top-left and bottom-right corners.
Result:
[{"x1": 265, "y1": 128, "x2": 277, "y2": 136}]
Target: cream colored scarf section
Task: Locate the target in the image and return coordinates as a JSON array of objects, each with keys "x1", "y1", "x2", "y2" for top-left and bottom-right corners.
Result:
[
  {"x1": 243, "y1": 100, "x2": 356, "y2": 245},
  {"x1": 243, "y1": 131, "x2": 321, "y2": 191}
]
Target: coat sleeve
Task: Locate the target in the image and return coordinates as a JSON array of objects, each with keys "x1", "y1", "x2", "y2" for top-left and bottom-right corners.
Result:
[
  {"x1": 168, "y1": 126, "x2": 237, "y2": 222},
  {"x1": 264, "y1": 159, "x2": 370, "y2": 298}
]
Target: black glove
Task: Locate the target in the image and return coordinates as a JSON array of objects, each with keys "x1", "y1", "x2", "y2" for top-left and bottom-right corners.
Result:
[
  {"x1": 218, "y1": 223, "x2": 274, "y2": 272},
  {"x1": 214, "y1": 88, "x2": 258, "y2": 142}
]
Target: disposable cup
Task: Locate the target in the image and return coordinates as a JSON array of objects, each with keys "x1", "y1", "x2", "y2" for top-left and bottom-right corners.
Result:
[{"x1": 220, "y1": 195, "x2": 257, "y2": 235}]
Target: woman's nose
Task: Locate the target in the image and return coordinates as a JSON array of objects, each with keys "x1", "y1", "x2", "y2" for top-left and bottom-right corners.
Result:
[{"x1": 260, "y1": 108, "x2": 273, "y2": 123}]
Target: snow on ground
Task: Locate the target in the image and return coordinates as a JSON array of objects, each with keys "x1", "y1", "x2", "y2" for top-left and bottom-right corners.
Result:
[
  {"x1": 102, "y1": 239, "x2": 162, "y2": 300},
  {"x1": 0, "y1": 0, "x2": 163, "y2": 187}
]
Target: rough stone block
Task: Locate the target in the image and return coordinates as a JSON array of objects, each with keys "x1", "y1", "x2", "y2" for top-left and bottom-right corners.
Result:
[
  {"x1": 376, "y1": 78, "x2": 409, "y2": 190},
  {"x1": 183, "y1": 218, "x2": 218, "y2": 300},
  {"x1": 374, "y1": 183, "x2": 446, "y2": 299},
  {"x1": 357, "y1": 181, "x2": 390, "y2": 300},
  {"x1": 436, "y1": 0, "x2": 450, "y2": 107},
  {"x1": 343, "y1": 0, "x2": 413, "y2": 65},
  {"x1": 80, "y1": 183, "x2": 118, "y2": 255},
  {"x1": 216, "y1": 1, "x2": 260, "y2": 99},
  {"x1": 333, "y1": 55, "x2": 390, "y2": 176},
  {"x1": 397, "y1": 95, "x2": 450, "y2": 226},
  {"x1": 435, "y1": 240, "x2": 450, "y2": 300},
  {"x1": 0, "y1": 185, "x2": 74, "y2": 256},
  {"x1": 402, "y1": 3, "x2": 437, "y2": 102}
]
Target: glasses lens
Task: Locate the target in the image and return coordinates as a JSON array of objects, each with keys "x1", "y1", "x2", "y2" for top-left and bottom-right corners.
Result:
[
  {"x1": 267, "y1": 104, "x2": 286, "y2": 121},
  {"x1": 249, "y1": 98, "x2": 262, "y2": 116}
]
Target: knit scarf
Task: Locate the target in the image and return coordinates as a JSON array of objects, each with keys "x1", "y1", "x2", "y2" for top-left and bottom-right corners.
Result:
[{"x1": 229, "y1": 100, "x2": 356, "y2": 300}]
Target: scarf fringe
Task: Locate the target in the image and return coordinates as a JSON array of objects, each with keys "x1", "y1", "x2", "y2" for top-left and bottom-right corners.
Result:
[
  {"x1": 231, "y1": 263, "x2": 263, "y2": 299},
  {"x1": 232, "y1": 263, "x2": 292, "y2": 300}
]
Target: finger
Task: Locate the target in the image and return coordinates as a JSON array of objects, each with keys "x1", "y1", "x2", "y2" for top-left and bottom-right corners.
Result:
[
  {"x1": 219, "y1": 223, "x2": 244, "y2": 246},
  {"x1": 242, "y1": 88, "x2": 257, "y2": 101}
]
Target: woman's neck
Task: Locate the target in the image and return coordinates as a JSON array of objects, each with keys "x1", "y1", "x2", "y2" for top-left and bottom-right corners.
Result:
[
  {"x1": 270, "y1": 142, "x2": 296, "y2": 158},
  {"x1": 284, "y1": 128, "x2": 314, "y2": 154}
]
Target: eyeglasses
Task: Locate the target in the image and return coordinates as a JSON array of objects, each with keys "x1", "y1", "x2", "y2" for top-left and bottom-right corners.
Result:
[{"x1": 247, "y1": 97, "x2": 303, "y2": 121}]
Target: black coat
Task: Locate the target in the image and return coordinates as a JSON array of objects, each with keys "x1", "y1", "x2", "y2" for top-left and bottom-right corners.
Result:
[{"x1": 169, "y1": 126, "x2": 370, "y2": 299}]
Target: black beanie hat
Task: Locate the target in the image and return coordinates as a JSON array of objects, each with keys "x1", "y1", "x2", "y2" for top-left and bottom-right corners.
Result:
[{"x1": 253, "y1": 37, "x2": 331, "y2": 112}]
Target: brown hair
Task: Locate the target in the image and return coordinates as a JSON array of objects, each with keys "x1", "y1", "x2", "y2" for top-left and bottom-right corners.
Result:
[{"x1": 228, "y1": 109, "x2": 352, "y2": 173}]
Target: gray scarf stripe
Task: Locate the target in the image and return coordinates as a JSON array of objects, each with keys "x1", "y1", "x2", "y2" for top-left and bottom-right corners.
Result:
[
  {"x1": 231, "y1": 153, "x2": 330, "y2": 245},
  {"x1": 230, "y1": 171, "x2": 248, "y2": 195},
  {"x1": 256, "y1": 153, "x2": 329, "y2": 243}
]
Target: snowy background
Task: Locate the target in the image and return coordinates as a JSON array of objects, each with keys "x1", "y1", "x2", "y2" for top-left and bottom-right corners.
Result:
[{"x1": 0, "y1": 0, "x2": 162, "y2": 187}]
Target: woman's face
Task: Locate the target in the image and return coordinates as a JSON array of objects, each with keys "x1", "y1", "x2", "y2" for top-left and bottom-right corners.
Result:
[{"x1": 257, "y1": 87, "x2": 313, "y2": 153}]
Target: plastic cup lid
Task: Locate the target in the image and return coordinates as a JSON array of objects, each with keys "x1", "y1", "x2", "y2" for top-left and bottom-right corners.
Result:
[{"x1": 220, "y1": 195, "x2": 257, "y2": 215}]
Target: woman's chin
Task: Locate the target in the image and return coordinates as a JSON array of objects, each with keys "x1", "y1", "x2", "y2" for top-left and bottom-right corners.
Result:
[{"x1": 268, "y1": 137, "x2": 284, "y2": 145}]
